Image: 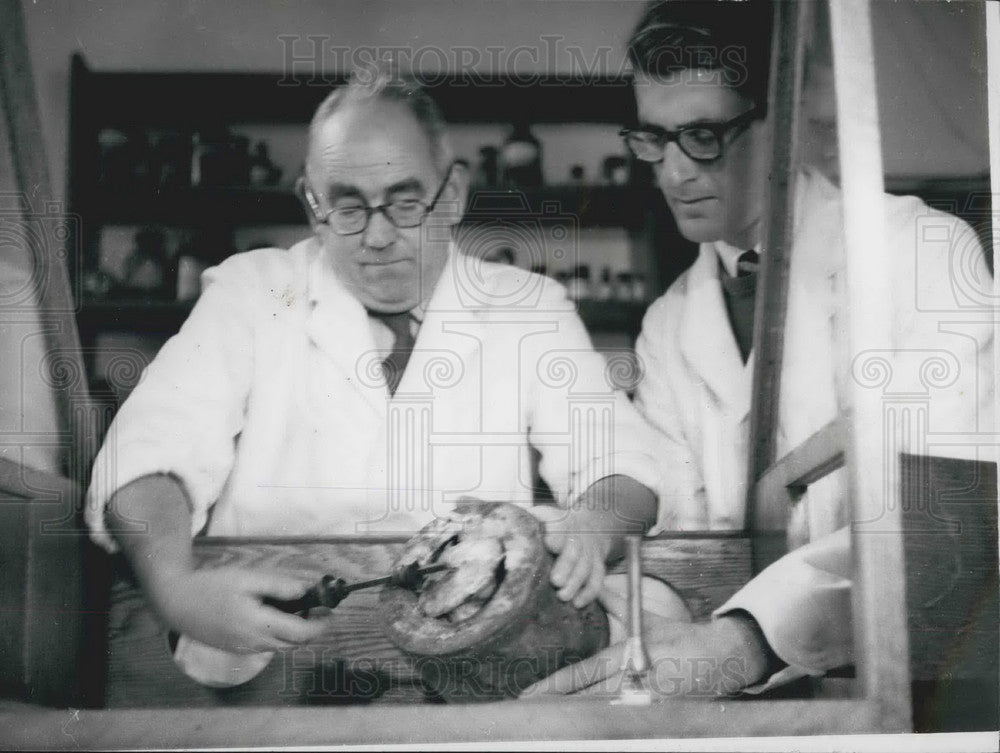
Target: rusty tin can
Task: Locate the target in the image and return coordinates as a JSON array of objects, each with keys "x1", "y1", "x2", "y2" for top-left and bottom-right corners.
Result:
[{"x1": 378, "y1": 502, "x2": 609, "y2": 702}]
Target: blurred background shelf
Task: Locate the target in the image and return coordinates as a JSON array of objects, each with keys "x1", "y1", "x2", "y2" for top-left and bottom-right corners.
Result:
[
  {"x1": 71, "y1": 68, "x2": 636, "y2": 126},
  {"x1": 69, "y1": 53, "x2": 698, "y2": 403},
  {"x1": 77, "y1": 298, "x2": 649, "y2": 336},
  {"x1": 88, "y1": 184, "x2": 660, "y2": 228}
]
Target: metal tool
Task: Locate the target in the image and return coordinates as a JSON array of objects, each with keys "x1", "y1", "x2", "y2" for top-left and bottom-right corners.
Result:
[
  {"x1": 263, "y1": 562, "x2": 449, "y2": 616},
  {"x1": 612, "y1": 535, "x2": 653, "y2": 705}
]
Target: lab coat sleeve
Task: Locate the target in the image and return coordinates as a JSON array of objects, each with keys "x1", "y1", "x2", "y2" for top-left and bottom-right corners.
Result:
[
  {"x1": 890, "y1": 202, "x2": 994, "y2": 446},
  {"x1": 523, "y1": 277, "x2": 665, "y2": 520},
  {"x1": 633, "y1": 298, "x2": 709, "y2": 533},
  {"x1": 85, "y1": 257, "x2": 257, "y2": 552},
  {"x1": 713, "y1": 527, "x2": 853, "y2": 693}
]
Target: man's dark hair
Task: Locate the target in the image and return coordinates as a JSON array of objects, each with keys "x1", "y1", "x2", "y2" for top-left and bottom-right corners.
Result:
[{"x1": 627, "y1": 0, "x2": 774, "y2": 113}]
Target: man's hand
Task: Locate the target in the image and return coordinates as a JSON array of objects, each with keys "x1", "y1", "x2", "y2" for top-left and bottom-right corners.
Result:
[
  {"x1": 151, "y1": 566, "x2": 330, "y2": 654},
  {"x1": 106, "y1": 474, "x2": 329, "y2": 653},
  {"x1": 543, "y1": 520, "x2": 612, "y2": 609},
  {"x1": 538, "y1": 475, "x2": 658, "y2": 608},
  {"x1": 519, "y1": 614, "x2": 773, "y2": 698}
]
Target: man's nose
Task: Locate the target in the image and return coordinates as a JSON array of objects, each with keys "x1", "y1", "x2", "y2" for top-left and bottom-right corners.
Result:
[
  {"x1": 657, "y1": 142, "x2": 700, "y2": 188},
  {"x1": 363, "y1": 207, "x2": 397, "y2": 250}
]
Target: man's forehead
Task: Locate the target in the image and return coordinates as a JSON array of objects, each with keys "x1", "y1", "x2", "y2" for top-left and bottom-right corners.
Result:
[
  {"x1": 308, "y1": 99, "x2": 436, "y2": 187},
  {"x1": 634, "y1": 70, "x2": 749, "y2": 124}
]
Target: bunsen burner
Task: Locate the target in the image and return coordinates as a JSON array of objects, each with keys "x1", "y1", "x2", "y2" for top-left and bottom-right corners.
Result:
[{"x1": 379, "y1": 502, "x2": 608, "y2": 703}]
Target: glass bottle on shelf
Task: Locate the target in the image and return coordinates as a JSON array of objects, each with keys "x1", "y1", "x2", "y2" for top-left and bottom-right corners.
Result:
[
  {"x1": 193, "y1": 130, "x2": 250, "y2": 186},
  {"x1": 631, "y1": 273, "x2": 648, "y2": 302},
  {"x1": 477, "y1": 146, "x2": 499, "y2": 188},
  {"x1": 500, "y1": 122, "x2": 542, "y2": 188},
  {"x1": 122, "y1": 227, "x2": 174, "y2": 300},
  {"x1": 595, "y1": 266, "x2": 614, "y2": 300},
  {"x1": 175, "y1": 227, "x2": 235, "y2": 301},
  {"x1": 602, "y1": 155, "x2": 630, "y2": 186},
  {"x1": 248, "y1": 141, "x2": 283, "y2": 187},
  {"x1": 615, "y1": 272, "x2": 634, "y2": 302},
  {"x1": 149, "y1": 130, "x2": 192, "y2": 188},
  {"x1": 529, "y1": 263, "x2": 548, "y2": 278},
  {"x1": 566, "y1": 264, "x2": 592, "y2": 301}
]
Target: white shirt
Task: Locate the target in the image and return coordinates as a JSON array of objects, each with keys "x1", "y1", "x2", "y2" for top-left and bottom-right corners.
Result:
[{"x1": 713, "y1": 240, "x2": 763, "y2": 277}]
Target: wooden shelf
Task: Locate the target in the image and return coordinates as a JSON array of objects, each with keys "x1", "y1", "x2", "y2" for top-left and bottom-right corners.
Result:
[
  {"x1": 69, "y1": 54, "x2": 686, "y2": 351},
  {"x1": 86, "y1": 184, "x2": 656, "y2": 228},
  {"x1": 575, "y1": 298, "x2": 647, "y2": 333},
  {"x1": 77, "y1": 299, "x2": 194, "y2": 335},
  {"x1": 88, "y1": 186, "x2": 307, "y2": 225},
  {"x1": 72, "y1": 63, "x2": 636, "y2": 126},
  {"x1": 464, "y1": 184, "x2": 655, "y2": 228},
  {"x1": 77, "y1": 298, "x2": 647, "y2": 336}
]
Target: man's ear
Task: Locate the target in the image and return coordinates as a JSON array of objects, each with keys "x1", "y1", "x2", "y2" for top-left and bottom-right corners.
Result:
[
  {"x1": 295, "y1": 175, "x2": 324, "y2": 232},
  {"x1": 436, "y1": 161, "x2": 470, "y2": 227}
]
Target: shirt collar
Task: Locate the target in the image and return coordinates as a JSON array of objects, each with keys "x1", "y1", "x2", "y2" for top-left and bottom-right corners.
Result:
[
  {"x1": 308, "y1": 236, "x2": 450, "y2": 320},
  {"x1": 713, "y1": 239, "x2": 763, "y2": 278}
]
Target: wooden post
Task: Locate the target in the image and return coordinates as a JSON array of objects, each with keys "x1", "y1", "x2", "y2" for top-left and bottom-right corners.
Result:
[
  {"x1": 828, "y1": 0, "x2": 912, "y2": 732},
  {"x1": 745, "y1": 0, "x2": 811, "y2": 572},
  {"x1": 0, "y1": 0, "x2": 95, "y2": 478},
  {"x1": 987, "y1": 0, "x2": 1000, "y2": 477},
  {"x1": 0, "y1": 0, "x2": 98, "y2": 706}
]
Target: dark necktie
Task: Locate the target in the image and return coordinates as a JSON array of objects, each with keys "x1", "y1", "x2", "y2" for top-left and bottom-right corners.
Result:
[
  {"x1": 737, "y1": 249, "x2": 760, "y2": 277},
  {"x1": 371, "y1": 312, "x2": 416, "y2": 396},
  {"x1": 719, "y1": 251, "x2": 760, "y2": 364}
]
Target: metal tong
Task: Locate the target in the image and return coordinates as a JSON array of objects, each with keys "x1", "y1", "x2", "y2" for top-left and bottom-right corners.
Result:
[
  {"x1": 612, "y1": 535, "x2": 653, "y2": 705},
  {"x1": 263, "y1": 561, "x2": 448, "y2": 616}
]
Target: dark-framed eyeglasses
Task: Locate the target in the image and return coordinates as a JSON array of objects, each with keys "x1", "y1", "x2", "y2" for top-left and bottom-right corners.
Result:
[
  {"x1": 619, "y1": 108, "x2": 758, "y2": 163},
  {"x1": 297, "y1": 162, "x2": 455, "y2": 236}
]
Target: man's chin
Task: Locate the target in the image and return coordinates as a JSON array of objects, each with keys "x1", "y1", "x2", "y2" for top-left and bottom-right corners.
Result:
[
  {"x1": 362, "y1": 295, "x2": 419, "y2": 314},
  {"x1": 673, "y1": 218, "x2": 725, "y2": 245}
]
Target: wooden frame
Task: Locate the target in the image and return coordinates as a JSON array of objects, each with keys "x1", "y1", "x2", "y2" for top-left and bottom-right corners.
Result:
[
  {"x1": 0, "y1": 0, "x2": 103, "y2": 710},
  {"x1": 745, "y1": 0, "x2": 913, "y2": 733},
  {"x1": 3, "y1": 0, "x2": 997, "y2": 744},
  {"x1": 0, "y1": 457, "x2": 88, "y2": 707}
]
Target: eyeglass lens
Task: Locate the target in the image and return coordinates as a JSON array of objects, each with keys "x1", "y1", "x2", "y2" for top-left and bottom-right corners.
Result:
[
  {"x1": 626, "y1": 127, "x2": 723, "y2": 162},
  {"x1": 330, "y1": 201, "x2": 427, "y2": 234}
]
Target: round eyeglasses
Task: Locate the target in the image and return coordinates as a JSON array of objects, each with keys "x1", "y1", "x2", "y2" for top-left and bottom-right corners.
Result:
[
  {"x1": 620, "y1": 108, "x2": 758, "y2": 163},
  {"x1": 298, "y1": 163, "x2": 455, "y2": 236}
]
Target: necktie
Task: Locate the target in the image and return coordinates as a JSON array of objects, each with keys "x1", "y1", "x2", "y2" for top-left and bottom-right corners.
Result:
[
  {"x1": 737, "y1": 249, "x2": 760, "y2": 277},
  {"x1": 371, "y1": 312, "x2": 416, "y2": 396}
]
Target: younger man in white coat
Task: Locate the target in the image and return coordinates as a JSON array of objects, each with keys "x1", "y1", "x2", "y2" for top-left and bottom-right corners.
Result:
[
  {"x1": 525, "y1": 0, "x2": 993, "y2": 697},
  {"x1": 86, "y1": 71, "x2": 667, "y2": 687}
]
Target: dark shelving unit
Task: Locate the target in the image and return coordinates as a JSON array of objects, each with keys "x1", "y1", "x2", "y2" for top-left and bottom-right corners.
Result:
[
  {"x1": 68, "y1": 54, "x2": 697, "y2": 389},
  {"x1": 76, "y1": 297, "x2": 649, "y2": 344}
]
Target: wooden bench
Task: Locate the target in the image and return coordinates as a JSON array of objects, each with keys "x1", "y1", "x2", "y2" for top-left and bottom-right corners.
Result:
[
  {"x1": 103, "y1": 533, "x2": 752, "y2": 708},
  {"x1": 93, "y1": 455, "x2": 997, "y2": 731}
]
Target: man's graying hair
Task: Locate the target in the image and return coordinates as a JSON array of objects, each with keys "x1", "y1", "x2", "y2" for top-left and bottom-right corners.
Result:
[
  {"x1": 628, "y1": 0, "x2": 774, "y2": 115},
  {"x1": 309, "y1": 66, "x2": 454, "y2": 173}
]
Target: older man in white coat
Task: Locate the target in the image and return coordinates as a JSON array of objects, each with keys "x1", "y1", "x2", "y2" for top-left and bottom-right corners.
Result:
[
  {"x1": 86, "y1": 72, "x2": 667, "y2": 687},
  {"x1": 525, "y1": 0, "x2": 993, "y2": 698}
]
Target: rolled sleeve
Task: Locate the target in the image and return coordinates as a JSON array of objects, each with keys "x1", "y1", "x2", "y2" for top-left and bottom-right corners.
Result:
[
  {"x1": 524, "y1": 280, "x2": 664, "y2": 523},
  {"x1": 713, "y1": 527, "x2": 853, "y2": 692},
  {"x1": 633, "y1": 304, "x2": 708, "y2": 535},
  {"x1": 85, "y1": 259, "x2": 257, "y2": 552}
]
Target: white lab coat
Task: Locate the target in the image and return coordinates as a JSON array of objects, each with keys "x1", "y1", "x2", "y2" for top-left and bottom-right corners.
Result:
[
  {"x1": 87, "y1": 238, "x2": 664, "y2": 550},
  {"x1": 85, "y1": 238, "x2": 666, "y2": 687},
  {"x1": 635, "y1": 168, "x2": 993, "y2": 681}
]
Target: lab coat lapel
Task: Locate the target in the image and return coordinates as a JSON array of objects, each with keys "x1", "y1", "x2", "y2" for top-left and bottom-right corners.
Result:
[
  {"x1": 304, "y1": 249, "x2": 387, "y2": 417},
  {"x1": 395, "y1": 248, "x2": 481, "y2": 397},
  {"x1": 678, "y1": 245, "x2": 753, "y2": 419}
]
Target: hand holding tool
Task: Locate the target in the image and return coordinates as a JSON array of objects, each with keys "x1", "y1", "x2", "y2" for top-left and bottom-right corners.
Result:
[{"x1": 263, "y1": 562, "x2": 448, "y2": 616}]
